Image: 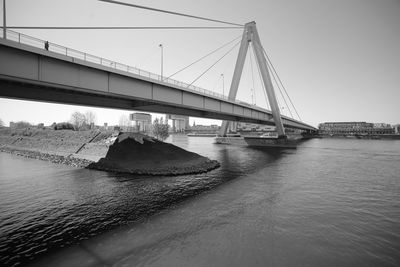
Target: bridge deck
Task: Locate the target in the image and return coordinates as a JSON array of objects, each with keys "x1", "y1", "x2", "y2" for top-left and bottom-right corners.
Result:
[{"x1": 0, "y1": 31, "x2": 316, "y2": 131}]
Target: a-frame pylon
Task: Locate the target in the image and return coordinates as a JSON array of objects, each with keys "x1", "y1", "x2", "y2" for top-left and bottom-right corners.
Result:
[{"x1": 219, "y1": 21, "x2": 286, "y2": 138}]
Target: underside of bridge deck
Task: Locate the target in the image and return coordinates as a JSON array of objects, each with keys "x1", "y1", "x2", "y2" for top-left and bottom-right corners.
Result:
[{"x1": 0, "y1": 79, "x2": 273, "y2": 126}]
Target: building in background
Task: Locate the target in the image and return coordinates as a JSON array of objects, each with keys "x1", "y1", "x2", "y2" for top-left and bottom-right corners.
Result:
[
  {"x1": 188, "y1": 122, "x2": 275, "y2": 134},
  {"x1": 394, "y1": 125, "x2": 400, "y2": 135},
  {"x1": 166, "y1": 114, "x2": 189, "y2": 133},
  {"x1": 189, "y1": 124, "x2": 220, "y2": 134},
  {"x1": 318, "y1": 122, "x2": 396, "y2": 136},
  {"x1": 129, "y1": 113, "x2": 152, "y2": 133},
  {"x1": 229, "y1": 122, "x2": 238, "y2": 133},
  {"x1": 236, "y1": 122, "x2": 276, "y2": 132}
]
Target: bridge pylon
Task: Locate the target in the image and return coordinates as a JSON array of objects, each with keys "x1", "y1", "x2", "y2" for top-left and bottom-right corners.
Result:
[{"x1": 219, "y1": 21, "x2": 286, "y2": 138}]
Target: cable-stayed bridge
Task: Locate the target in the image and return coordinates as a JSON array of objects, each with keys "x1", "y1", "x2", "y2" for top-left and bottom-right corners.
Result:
[{"x1": 0, "y1": 0, "x2": 316, "y2": 135}]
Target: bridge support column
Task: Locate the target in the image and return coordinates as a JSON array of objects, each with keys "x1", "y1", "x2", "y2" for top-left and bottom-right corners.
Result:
[
  {"x1": 251, "y1": 23, "x2": 285, "y2": 138},
  {"x1": 219, "y1": 22, "x2": 251, "y2": 136},
  {"x1": 219, "y1": 21, "x2": 286, "y2": 138}
]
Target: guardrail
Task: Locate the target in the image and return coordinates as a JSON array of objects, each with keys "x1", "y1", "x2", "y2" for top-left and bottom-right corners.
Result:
[{"x1": 2, "y1": 29, "x2": 262, "y2": 109}]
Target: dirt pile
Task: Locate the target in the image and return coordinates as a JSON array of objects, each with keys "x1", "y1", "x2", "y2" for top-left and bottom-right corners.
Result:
[{"x1": 87, "y1": 132, "x2": 220, "y2": 175}]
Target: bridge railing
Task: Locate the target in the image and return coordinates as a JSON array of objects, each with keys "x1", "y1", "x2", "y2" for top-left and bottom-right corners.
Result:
[{"x1": 3, "y1": 30, "x2": 251, "y2": 104}]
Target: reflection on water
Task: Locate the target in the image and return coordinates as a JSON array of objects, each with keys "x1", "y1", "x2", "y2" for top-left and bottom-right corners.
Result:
[{"x1": 1, "y1": 137, "x2": 400, "y2": 266}]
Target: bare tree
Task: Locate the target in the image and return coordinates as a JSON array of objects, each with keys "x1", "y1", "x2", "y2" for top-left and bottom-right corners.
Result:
[
  {"x1": 13, "y1": 121, "x2": 31, "y2": 129},
  {"x1": 85, "y1": 110, "x2": 97, "y2": 125},
  {"x1": 70, "y1": 111, "x2": 86, "y2": 130}
]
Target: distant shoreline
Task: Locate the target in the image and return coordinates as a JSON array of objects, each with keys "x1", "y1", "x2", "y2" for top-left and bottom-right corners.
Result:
[{"x1": 319, "y1": 134, "x2": 400, "y2": 140}]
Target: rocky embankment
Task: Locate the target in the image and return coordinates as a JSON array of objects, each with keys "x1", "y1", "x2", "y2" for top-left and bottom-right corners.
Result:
[
  {"x1": 0, "y1": 146, "x2": 93, "y2": 168},
  {"x1": 0, "y1": 128, "x2": 116, "y2": 167},
  {"x1": 0, "y1": 128, "x2": 220, "y2": 175}
]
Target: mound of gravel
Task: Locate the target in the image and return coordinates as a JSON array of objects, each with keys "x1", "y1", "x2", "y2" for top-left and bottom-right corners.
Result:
[{"x1": 87, "y1": 133, "x2": 220, "y2": 175}]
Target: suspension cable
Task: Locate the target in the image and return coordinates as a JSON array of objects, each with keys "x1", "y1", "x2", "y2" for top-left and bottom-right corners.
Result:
[
  {"x1": 249, "y1": 43, "x2": 256, "y2": 105},
  {"x1": 187, "y1": 40, "x2": 241, "y2": 88},
  {"x1": 165, "y1": 35, "x2": 242, "y2": 80},
  {"x1": 212, "y1": 74, "x2": 223, "y2": 92},
  {"x1": 254, "y1": 52, "x2": 271, "y2": 111},
  {"x1": 268, "y1": 69, "x2": 283, "y2": 115},
  {"x1": 7, "y1": 26, "x2": 243, "y2": 30},
  {"x1": 267, "y1": 61, "x2": 294, "y2": 118},
  {"x1": 213, "y1": 54, "x2": 236, "y2": 94},
  {"x1": 263, "y1": 48, "x2": 302, "y2": 121},
  {"x1": 98, "y1": 0, "x2": 244, "y2": 27}
]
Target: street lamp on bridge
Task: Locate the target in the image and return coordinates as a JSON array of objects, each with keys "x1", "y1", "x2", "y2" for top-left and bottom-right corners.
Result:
[
  {"x1": 221, "y1": 73, "x2": 224, "y2": 97},
  {"x1": 3, "y1": 0, "x2": 6, "y2": 39},
  {"x1": 159, "y1": 44, "x2": 163, "y2": 80}
]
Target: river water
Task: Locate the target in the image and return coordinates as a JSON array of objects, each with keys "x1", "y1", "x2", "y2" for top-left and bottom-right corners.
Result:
[{"x1": 0, "y1": 137, "x2": 399, "y2": 266}]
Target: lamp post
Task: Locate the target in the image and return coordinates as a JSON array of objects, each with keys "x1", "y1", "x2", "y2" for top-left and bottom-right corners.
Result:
[
  {"x1": 159, "y1": 44, "x2": 163, "y2": 80},
  {"x1": 3, "y1": 0, "x2": 6, "y2": 39},
  {"x1": 221, "y1": 74, "x2": 224, "y2": 97}
]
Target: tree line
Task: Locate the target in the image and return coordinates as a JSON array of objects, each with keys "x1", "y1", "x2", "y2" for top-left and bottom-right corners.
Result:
[
  {"x1": 69, "y1": 111, "x2": 97, "y2": 130},
  {"x1": 1, "y1": 111, "x2": 170, "y2": 141}
]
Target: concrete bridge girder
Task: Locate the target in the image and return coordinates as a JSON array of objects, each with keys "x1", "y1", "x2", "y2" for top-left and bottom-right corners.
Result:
[{"x1": 0, "y1": 38, "x2": 316, "y2": 131}]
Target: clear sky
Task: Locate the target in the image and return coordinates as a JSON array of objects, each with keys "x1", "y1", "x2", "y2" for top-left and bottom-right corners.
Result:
[{"x1": 1, "y1": 0, "x2": 399, "y2": 127}]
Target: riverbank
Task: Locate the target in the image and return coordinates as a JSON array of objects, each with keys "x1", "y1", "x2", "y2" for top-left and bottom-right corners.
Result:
[
  {"x1": 0, "y1": 128, "x2": 220, "y2": 175},
  {"x1": 319, "y1": 134, "x2": 400, "y2": 139},
  {"x1": 0, "y1": 127, "x2": 113, "y2": 167},
  {"x1": 0, "y1": 146, "x2": 93, "y2": 168}
]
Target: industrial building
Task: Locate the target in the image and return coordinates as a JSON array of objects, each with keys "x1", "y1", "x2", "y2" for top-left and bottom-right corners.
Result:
[{"x1": 129, "y1": 113, "x2": 152, "y2": 133}]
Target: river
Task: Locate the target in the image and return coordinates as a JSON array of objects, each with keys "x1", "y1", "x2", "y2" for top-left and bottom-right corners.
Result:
[{"x1": 0, "y1": 137, "x2": 399, "y2": 266}]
